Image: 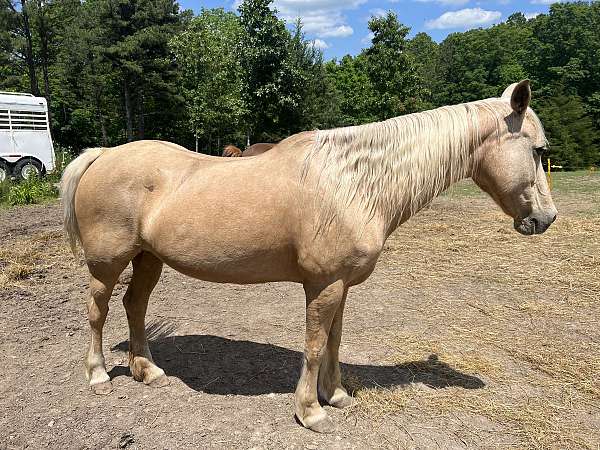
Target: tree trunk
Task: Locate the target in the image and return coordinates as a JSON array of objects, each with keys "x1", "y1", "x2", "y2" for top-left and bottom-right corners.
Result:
[
  {"x1": 20, "y1": 0, "x2": 40, "y2": 96},
  {"x1": 37, "y1": 0, "x2": 52, "y2": 129},
  {"x1": 96, "y1": 92, "x2": 108, "y2": 146},
  {"x1": 99, "y1": 113, "x2": 108, "y2": 146},
  {"x1": 123, "y1": 80, "x2": 133, "y2": 142},
  {"x1": 137, "y1": 90, "x2": 145, "y2": 140}
]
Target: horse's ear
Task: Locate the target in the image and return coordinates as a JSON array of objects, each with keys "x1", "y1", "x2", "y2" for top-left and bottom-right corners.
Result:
[{"x1": 502, "y1": 80, "x2": 531, "y2": 115}]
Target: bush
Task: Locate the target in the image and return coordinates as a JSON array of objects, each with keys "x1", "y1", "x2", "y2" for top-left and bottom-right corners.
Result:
[{"x1": 1, "y1": 177, "x2": 58, "y2": 206}]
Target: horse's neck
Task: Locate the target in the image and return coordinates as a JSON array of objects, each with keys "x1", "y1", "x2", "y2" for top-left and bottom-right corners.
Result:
[
  {"x1": 382, "y1": 104, "x2": 498, "y2": 235},
  {"x1": 308, "y1": 101, "x2": 500, "y2": 237},
  {"x1": 370, "y1": 104, "x2": 495, "y2": 235}
]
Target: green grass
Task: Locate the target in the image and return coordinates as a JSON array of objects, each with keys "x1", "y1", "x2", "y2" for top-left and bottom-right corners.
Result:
[
  {"x1": 444, "y1": 170, "x2": 600, "y2": 198},
  {"x1": 0, "y1": 177, "x2": 58, "y2": 207},
  {"x1": 0, "y1": 146, "x2": 73, "y2": 208},
  {"x1": 549, "y1": 170, "x2": 600, "y2": 195}
]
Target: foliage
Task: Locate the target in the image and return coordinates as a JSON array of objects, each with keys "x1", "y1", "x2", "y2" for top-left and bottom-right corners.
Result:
[
  {"x1": 170, "y1": 8, "x2": 247, "y2": 150},
  {"x1": 365, "y1": 12, "x2": 426, "y2": 118},
  {"x1": 1, "y1": 177, "x2": 57, "y2": 206},
  {"x1": 0, "y1": 0, "x2": 598, "y2": 167}
]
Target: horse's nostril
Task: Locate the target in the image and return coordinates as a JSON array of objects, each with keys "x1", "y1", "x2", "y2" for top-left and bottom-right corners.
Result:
[{"x1": 551, "y1": 214, "x2": 557, "y2": 224}]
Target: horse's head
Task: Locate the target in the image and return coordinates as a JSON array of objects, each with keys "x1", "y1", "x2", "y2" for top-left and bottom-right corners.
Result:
[{"x1": 471, "y1": 80, "x2": 557, "y2": 235}]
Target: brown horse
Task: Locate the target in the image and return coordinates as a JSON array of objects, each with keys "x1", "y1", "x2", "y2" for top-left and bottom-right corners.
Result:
[
  {"x1": 243, "y1": 142, "x2": 276, "y2": 157},
  {"x1": 61, "y1": 81, "x2": 556, "y2": 433},
  {"x1": 222, "y1": 145, "x2": 242, "y2": 157}
]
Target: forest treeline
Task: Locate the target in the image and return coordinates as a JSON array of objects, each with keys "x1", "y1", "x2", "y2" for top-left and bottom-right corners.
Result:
[{"x1": 1, "y1": 0, "x2": 599, "y2": 167}]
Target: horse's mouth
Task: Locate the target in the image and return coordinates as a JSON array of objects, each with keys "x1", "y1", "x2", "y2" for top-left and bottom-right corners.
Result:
[
  {"x1": 514, "y1": 218, "x2": 536, "y2": 235},
  {"x1": 514, "y1": 216, "x2": 554, "y2": 235}
]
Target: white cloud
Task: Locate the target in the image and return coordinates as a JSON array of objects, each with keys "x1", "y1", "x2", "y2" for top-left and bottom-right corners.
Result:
[
  {"x1": 231, "y1": 0, "x2": 363, "y2": 39},
  {"x1": 416, "y1": 0, "x2": 470, "y2": 6},
  {"x1": 425, "y1": 8, "x2": 502, "y2": 29},
  {"x1": 369, "y1": 8, "x2": 388, "y2": 18},
  {"x1": 318, "y1": 25, "x2": 354, "y2": 37},
  {"x1": 530, "y1": 0, "x2": 555, "y2": 4},
  {"x1": 524, "y1": 12, "x2": 541, "y2": 19},
  {"x1": 311, "y1": 38, "x2": 330, "y2": 49},
  {"x1": 273, "y1": 0, "x2": 367, "y2": 38}
]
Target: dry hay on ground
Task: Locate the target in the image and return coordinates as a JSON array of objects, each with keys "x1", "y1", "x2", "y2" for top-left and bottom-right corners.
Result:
[
  {"x1": 342, "y1": 184, "x2": 600, "y2": 449},
  {"x1": 0, "y1": 230, "x2": 72, "y2": 288}
]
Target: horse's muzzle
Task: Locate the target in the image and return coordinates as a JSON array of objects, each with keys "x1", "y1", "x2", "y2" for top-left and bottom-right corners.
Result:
[{"x1": 514, "y1": 212, "x2": 557, "y2": 236}]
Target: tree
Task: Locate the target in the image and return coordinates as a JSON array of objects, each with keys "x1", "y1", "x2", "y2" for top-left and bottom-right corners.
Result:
[
  {"x1": 407, "y1": 32, "x2": 439, "y2": 109},
  {"x1": 363, "y1": 13, "x2": 425, "y2": 119},
  {"x1": 91, "y1": 0, "x2": 183, "y2": 141},
  {"x1": 1, "y1": 0, "x2": 40, "y2": 95},
  {"x1": 170, "y1": 8, "x2": 247, "y2": 152},
  {"x1": 238, "y1": 0, "x2": 291, "y2": 141},
  {"x1": 535, "y1": 93, "x2": 600, "y2": 168},
  {"x1": 325, "y1": 55, "x2": 377, "y2": 126}
]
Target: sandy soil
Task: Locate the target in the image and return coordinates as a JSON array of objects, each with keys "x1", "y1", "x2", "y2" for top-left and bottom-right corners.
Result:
[{"x1": 1, "y1": 181, "x2": 598, "y2": 449}]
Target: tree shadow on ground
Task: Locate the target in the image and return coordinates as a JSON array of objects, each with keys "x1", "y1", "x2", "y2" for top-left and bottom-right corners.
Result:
[{"x1": 110, "y1": 321, "x2": 484, "y2": 395}]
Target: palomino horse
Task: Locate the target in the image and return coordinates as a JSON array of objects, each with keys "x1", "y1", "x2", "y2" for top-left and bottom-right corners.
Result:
[
  {"x1": 221, "y1": 145, "x2": 242, "y2": 157},
  {"x1": 61, "y1": 81, "x2": 556, "y2": 433}
]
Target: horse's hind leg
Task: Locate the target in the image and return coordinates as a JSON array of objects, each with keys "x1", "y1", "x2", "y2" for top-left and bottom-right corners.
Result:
[
  {"x1": 85, "y1": 263, "x2": 126, "y2": 395},
  {"x1": 122, "y1": 251, "x2": 168, "y2": 387}
]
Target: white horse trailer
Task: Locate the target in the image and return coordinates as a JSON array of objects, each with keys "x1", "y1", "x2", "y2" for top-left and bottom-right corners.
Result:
[{"x1": 0, "y1": 92, "x2": 55, "y2": 181}]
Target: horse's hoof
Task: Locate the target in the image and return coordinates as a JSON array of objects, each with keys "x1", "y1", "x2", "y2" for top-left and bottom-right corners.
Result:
[
  {"x1": 307, "y1": 415, "x2": 335, "y2": 434},
  {"x1": 90, "y1": 380, "x2": 113, "y2": 395},
  {"x1": 147, "y1": 374, "x2": 170, "y2": 388},
  {"x1": 329, "y1": 394, "x2": 354, "y2": 409}
]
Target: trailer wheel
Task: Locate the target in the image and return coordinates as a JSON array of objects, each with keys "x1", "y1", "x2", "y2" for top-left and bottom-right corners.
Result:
[
  {"x1": 0, "y1": 160, "x2": 9, "y2": 182},
  {"x1": 15, "y1": 158, "x2": 43, "y2": 180}
]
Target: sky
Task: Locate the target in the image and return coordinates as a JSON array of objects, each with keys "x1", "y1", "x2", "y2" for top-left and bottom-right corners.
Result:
[{"x1": 178, "y1": 0, "x2": 556, "y2": 59}]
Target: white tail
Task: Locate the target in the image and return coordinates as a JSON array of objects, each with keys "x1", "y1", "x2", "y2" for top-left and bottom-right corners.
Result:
[{"x1": 60, "y1": 148, "x2": 106, "y2": 255}]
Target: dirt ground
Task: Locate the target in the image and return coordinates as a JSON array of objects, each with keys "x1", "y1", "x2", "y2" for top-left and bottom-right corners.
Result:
[{"x1": 1, "y1": 173, "x2": 599, "y2": 449}]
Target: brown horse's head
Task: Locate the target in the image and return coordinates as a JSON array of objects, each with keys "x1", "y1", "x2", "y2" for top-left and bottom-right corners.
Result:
[
  {"x1": 472, "y1": 80, "x2": 557, "y2": 235},
  {"x1": 222, "y1": 145, "x2": 242, "y2": 157}
]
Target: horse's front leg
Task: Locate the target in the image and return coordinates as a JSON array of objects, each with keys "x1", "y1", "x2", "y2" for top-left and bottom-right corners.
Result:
[
  {"x1": 318, "y1": 288, "x2": 353, "y2": 409},
  {"x1": 295, "y1": 280, "x2": 345, "y2": 433}
]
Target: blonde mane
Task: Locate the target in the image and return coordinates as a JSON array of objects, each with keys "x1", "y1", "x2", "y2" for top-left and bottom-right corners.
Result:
[{"x1": 302, "y1": 99, "x2": 514, "y2": 230}]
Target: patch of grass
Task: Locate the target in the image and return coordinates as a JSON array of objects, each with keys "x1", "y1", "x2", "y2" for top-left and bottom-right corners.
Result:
[
  {"x1": 0, "y1": 176, "x2": 58, "y2": 207},
  {"x1": 550, "y1": 170, "x2": 600, "y2": 195},
  {"x1": 443, "y1": 170, "x2": 600, "y2": 199}
]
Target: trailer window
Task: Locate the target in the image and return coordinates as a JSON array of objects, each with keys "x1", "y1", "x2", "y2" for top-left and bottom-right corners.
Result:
[
  {"x1": 0, "y1": 109, "x2": 9, "y2": 130},
  {"x1": 6, "y1": 110, "x2": 48, "y2": 131}
]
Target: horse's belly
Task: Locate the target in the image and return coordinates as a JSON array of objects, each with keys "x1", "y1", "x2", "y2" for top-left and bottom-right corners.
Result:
[
  {"x1": 156, "y1": 244, "x2": 301, "y2": 284},
  {"x1": 143, "y1": 197, "x2": 302, "y2": 284}
]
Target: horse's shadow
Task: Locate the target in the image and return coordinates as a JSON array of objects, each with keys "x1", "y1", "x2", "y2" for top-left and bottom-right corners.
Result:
[{"x1": 109, "y1": 322, "x2": 484, "y2": 395}]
